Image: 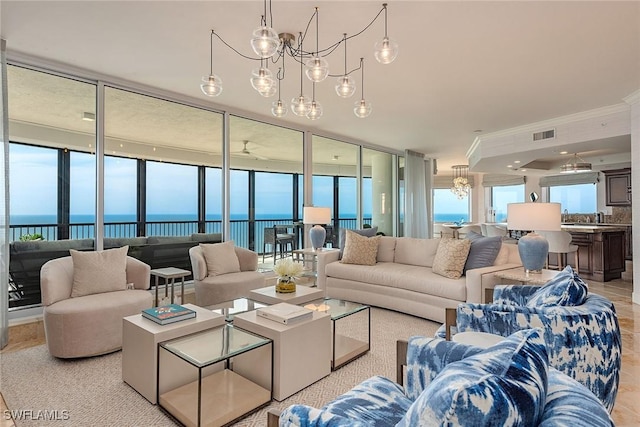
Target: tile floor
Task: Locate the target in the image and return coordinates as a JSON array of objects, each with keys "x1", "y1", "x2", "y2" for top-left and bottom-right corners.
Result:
[{"x1": 1, "y1": 276, "x2": 638, "y2": 426}]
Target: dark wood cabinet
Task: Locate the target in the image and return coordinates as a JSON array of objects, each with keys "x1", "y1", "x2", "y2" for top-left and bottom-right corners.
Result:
[
  {"x1": 568, "y1": 229, "x2": 626, "y2": 282},
  {"x1": 604, "y1": 168, "x2": 631, "y2": 206}
]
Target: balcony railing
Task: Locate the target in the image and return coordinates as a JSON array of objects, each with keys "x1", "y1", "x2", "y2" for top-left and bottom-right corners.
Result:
[{"x1": 8, "y1": 217, "x2": 372, "y2": 310}]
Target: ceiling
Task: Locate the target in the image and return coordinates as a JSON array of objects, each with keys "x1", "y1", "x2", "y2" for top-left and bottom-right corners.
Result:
[{"x1": 2, "y1": 1, "x2": 639, "y2": 174}]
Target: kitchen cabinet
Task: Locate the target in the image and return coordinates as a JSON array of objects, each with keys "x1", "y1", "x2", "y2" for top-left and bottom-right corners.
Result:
[
  {"x1": 563, "y1": 226, "x2": 626, "y2": 282},
  {"x1": 604, "y1": 168, "x2": 631, "y2": 206}
]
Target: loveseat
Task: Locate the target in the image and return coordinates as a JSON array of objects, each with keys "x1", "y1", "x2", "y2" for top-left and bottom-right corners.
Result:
[
  {"x1": 274, "y1": 329, "x2": 614, "y2": 426},
  {"x1": 317, "y1": 235, "x2": 522, "y2": 323},
  {"x1": 9, "y1": 233, "x2": 221, "y2": 308}
]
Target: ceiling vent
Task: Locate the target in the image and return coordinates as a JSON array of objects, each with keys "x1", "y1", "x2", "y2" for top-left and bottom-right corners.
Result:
[{"x1": 532, "y1": 129, "x2": 555, "y2": 141}]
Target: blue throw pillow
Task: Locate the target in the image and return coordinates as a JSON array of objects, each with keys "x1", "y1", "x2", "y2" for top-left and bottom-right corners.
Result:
[
  {"x1": 398, "y1": 329, "x2": 549, "y2": 427},
  {"x1": 526, "y1": 265, "x2": 588, "y2": 308},
  {"x1": 463, "y1": 232, "x2": 503, "y2": 273}
]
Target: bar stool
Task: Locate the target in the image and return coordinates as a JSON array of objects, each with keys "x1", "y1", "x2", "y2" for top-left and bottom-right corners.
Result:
[{"x1": 538, "y1": 230, "x2": 579, "y2": 272}]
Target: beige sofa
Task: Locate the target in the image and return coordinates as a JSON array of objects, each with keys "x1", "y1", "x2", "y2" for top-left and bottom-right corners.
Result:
[
  {"x1": 40, "y1": 256, "x2": 153, "y2": 358},
  {"x1": 317, "y1": 236, "x2": 521, "y2": 323}
]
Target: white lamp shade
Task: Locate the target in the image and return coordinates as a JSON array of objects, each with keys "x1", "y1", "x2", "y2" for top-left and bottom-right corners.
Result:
[
  {"x1": 507, "y1": 203, "x2": 561, "y2": 231},
  {"x1": 303, "y1": 207, "x2": 331, "y2": 225}
]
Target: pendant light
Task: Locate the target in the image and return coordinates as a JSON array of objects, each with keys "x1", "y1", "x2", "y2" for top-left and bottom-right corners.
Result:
[
  {"x1": 306, "y1": 82, "x2": 323, "y2": 120},
  {"x1": 305, "y1": 8, "x2": 329, "y2": 82},
  {"x1": 374, "y1": 3, "x2": 399, "y2": 64},
  {"x1": 354, "y1": 58, "x2": 372, "y2": 118},
  {"x1": 271, "y1": 57, "x2": 287, "y2": 117},
  {"x1": 335, "y1": 33, "x2": 356, "y2": 98},
  {"x1": 200, "y1": 30, "x2": 223, "y2": 97},
  {"x1": 250, "y1": 1, "x2": 279, "y2": 58},
  {"x1": 291, "y1": 33, "x2": 311, "y2": 116},
  {"x1": 560, "y1": 153, "x2": 592, "y2": 173},
  {"x1": 250, "y1": 59, "x2": 276, "y2": 97}
]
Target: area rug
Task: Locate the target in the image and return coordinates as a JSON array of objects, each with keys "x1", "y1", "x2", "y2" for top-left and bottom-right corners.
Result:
[{"x1": 1, "y1": 308, "x2": 440, "y2": 426}]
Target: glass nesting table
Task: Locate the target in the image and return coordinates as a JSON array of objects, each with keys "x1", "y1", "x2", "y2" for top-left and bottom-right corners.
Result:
[
  {"x1": 303, "y1": 298, "x2": 371, "y2": 370},
  {"x1": 158, "y1": 324, "x2": 273, "y2": 427},
  {"x1": 207, "y1": 297, "x2": 269, "y2": 322}
]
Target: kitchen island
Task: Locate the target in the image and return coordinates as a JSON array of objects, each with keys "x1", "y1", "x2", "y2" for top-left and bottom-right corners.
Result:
[{"x1": 558, "y1": 224, "x2": 627, "y2": 282}]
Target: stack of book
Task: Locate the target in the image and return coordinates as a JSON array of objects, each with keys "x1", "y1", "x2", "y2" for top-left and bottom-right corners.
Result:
[
  {"x1": 142, "y1": 304, "x2": 196, "y2": 325},
  {"x1": 256, "y1": 302, "x2": 313, "y2": 325}
]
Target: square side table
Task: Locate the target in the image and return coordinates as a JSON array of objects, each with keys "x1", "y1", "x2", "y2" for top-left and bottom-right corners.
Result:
[
  {"x1": 233, "y1": 309, "x2": 331, "y2": 401},
  {"x1": 122, "y1": 303, "x2": 225, "y2": 404},
  {"x1": 150, "y1": 267, "x2": 191, "y2": 307}
]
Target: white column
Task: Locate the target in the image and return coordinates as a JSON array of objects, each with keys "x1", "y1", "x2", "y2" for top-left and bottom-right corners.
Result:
[
  {"x1": 624, "y1": 90, "x2": 640, "y2": 305},
  {"x1": 372, "y1": 153, "x2": 393, "y2": 236}
]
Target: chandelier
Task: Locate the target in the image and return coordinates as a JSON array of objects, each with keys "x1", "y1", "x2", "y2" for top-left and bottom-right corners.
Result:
[
  {"x1": 199, "y1": 2, "x2": 398, "y2": 120},
  {"x1": 560, "y1": 153, "x2": 592, "y2": 173},
  {"x1": 451, "y1": 165, "x2": 471, "y2": 200}
]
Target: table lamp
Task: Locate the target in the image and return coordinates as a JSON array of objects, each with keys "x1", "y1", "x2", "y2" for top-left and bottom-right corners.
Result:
[
  {"x1": 303, "y1": 207, "x2": 331, "y2": 250},
  {"x1": 507, "y1": 202, "x2": 561, "y2": 273}
]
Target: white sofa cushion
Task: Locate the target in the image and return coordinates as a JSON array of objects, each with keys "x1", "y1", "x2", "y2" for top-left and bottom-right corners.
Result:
[
  {"x1": 377, "y1": 236, "x2": 397, "y2": 262},
  {"x1": 394, "y1": 237, "x2": 439, "y2": 267}
]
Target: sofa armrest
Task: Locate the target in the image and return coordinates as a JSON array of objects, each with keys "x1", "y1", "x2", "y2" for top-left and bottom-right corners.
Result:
[
  {"x1": 493, "y1": 284, "x2": 540, "y2": 305},
  {"x1": 403, "y1": 336, "x2": 483, "y2": 401},
  {"x1": 40, "y1": 256, "x2": 75, "y2": 306},
  {"x1": 278, "y1": 405, "x2": 367, "y2": 427},
  {"x1": 126, "y1": 256, "x2": 151, "y2": 290},
  {"x1": 235, "y1": 246, "x2": 258, "y2": 271},
  {"x1": 316, "y1": 250, "x2": 340, "y2": 291},
  {"x1": 465, "y1": 262, "x2": 523, "y2": 303},
  {"x1": 455, "y1": 302, "x2": 546, "y2": 338},
  {"x1": 188, "y1": 246, "x2": 207, "y2": 281}
]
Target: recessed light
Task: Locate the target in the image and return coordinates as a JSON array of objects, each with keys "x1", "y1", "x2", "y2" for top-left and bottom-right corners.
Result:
[
  {"x1": 507, "y1": 165, "x2": 513, "y2": 168},
  {"x1": 559, "y1": 151, "x2": 568, "y2": 155},
  {"x1": 473, "y1": 129, "x2": 483, "y2": 133},
  {"x1": 520, "y1": 169, "x2": 527, "y2": 172},
  {"x1": 514, "y1": 160, "x2": 521, "y2": 164}
]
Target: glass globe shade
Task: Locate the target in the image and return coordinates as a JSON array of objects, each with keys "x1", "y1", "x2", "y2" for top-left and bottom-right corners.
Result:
[
  {"x1": 259, "y1": 83, "x2": 277, "y2": 98},
  {"x1": 335, "y1": 75, "x2": 356, "y2": 98},
  {"x1": 271, "y1": 99, "x2": 287, "y2": 117},
  {"x1": 250, "y1": 67, "x2": 274, "y2": 93},
  {"x1": 354, "y1": 99, "x2": 372, "y2": 118},
  {"x1": 250, "y1": 26, "x2": 280, "y2": 58},
  {"x1": 306, "y1": 100, "x2": 323, "y2": 120},
  {"x1": 291, "y1": 95, "x2": 311, "y2": 116},
  {"x1": 200, "y1": 75, "x2": 223, "y2": 97},
  {"x1": 374, "y1": 37, "x2": 399, "y2": 64},
  {"x1": 304, "y1": 56, "x2": 329, "y2": 82}
]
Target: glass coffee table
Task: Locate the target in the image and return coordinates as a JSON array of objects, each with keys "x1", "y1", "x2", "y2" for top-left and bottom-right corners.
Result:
[
  {"x1": 208, "y1": 297, "x2": 269, "y2": 322},
  {"x1": 158, "y1": 324, "x2": 273, "y2": 427},
  {"x1": 303, "y1": 298, "x2": 370, "y2": 370}
]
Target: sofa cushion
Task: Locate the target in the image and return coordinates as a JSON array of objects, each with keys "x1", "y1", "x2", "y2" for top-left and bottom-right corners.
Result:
[
  {"x1": 376, "y1": 236, "x2": 397, "y2": 262},
  {"x1": 432, "y1": 238, "x2": 471, "y2": 279},
  {"x1": 341, "y1": 231, "x2": 381, "y2": 266},
  {"x1": 394, "y1": 237, "x2": 439, "y2": 267},
  {"x1": 199, "y1": 241, "x2": 241, "y2": 277},
  {"x1": 190, "y1": 233, "x2": 222, "y2": 243},
  {"x1": 399, "y1": 328, "x2": 549, "y2": 427},
  {"x1": 339, "y1": 227, "x2": 378, "y2": 258},
  {"x1": 69, "y1": 246, "x2": 129, "y2": 297},
  {"x1": 147, "y1": 235, "x2": 192, "y2": 244},
  {"x1": 463, "y1": 232, "x2": 503, "y2": 274},
  {"x1": 526, "y1": 265, "x2": 588, "y2": 308}
]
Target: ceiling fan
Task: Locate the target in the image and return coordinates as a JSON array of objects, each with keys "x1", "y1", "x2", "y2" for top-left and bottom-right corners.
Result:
[{"x1": 232, "y1": 140, "x2": 269, "y2": 160}]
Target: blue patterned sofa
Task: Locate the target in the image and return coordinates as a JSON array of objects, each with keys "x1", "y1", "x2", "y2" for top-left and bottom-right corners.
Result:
[
  {"x1": 436, "y1": 266, "x2": 621, "y2": 413},
  {"x1": 273, "y1": 329, "x2": 613, "y2": 426}
]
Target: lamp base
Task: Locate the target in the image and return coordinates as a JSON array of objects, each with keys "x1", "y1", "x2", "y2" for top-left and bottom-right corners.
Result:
[
  {"x1": 517, "y1": 232, "x2": 549, "y2": 274},
  {"x1": 309, "y1": 225, "x2": 326, "y2": 250}
]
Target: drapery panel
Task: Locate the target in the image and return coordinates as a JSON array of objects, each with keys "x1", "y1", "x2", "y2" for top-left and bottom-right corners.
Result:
[
  {"x1": 1, "y1": 39, "x2": 10, "y2": 348},
  {"x1": 404, "y1": 150, "x2": 428, "y2": 238}
]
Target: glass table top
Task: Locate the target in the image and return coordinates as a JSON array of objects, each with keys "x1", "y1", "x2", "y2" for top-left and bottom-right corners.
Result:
[
  {"x1": 208, "y1": 297, "x2": 269, "y2": 321},
  {"x1": 303, "y1": 298, "x2": 369, "y2": 320},
  {"x1": 160, "y1": 324, "x2": 271, "y2": 368}
]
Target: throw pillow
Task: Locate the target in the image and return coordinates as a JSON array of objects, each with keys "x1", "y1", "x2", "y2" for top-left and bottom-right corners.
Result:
[
  {"x1": 398, "y1": 328, "x2": 549, "y2": 427},
  {"x1": 463, "y1": 233, "x2": 503, "y2": 273},
  {"x1": 200, "y1": 241, "x2": 241, "y2": 277},
  {"x1": 432, "y1": 238, "x2": 472, "y2": 279},
  {"x1": 70, "y1": 246, "x2": 128, "y2": 297},
  {"x1": 341, "y1": 230, "x2": 381, "y2": 266},
  {"x1": 526, "y1": 265, "x2": 588, "y2": 308},
  {"x1": 339, "y1": 227, "x2": 378, "y2": 258}
]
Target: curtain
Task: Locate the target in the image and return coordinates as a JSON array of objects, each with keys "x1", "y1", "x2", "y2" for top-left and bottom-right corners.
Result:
[
  {"x1": 404, "y1": 150, "x2": 428, "y2": 238},
  {"x1": 482, "y1": 174, "x2": 525, "y2": 187},
  {"x1": 0, "y1": 39, "x2": 9, "y2": 348},
  {"x1": 539, "y1": 172, "x2": 599, "y2": 187}
]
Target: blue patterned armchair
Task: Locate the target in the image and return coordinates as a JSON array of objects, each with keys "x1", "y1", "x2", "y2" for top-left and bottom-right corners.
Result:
[
  {"x1": 273, "y1": 329, "x2": 614, "y2": 426},
  {"x1": 436, "y1": 271, "x2": 621, "y2": 413}
]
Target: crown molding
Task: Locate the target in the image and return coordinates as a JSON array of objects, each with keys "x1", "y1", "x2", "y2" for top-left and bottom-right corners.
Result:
[{"x1": 623, "y1": 89, "x2": 640, "y2": 105}]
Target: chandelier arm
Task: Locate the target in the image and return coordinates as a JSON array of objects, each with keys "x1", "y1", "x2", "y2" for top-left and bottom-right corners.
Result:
[
  {"x1": 212, "y1": 31, "x2": 262, "y2": 61},
  {"x1": 360, "y1": 58, "x2": 365, "y2": 99},
  {"x1": 209, "y1": 30, "x2": 214, "y2": 75},
  {"x1": 383, "y1": 3, "x2": 388, "y2": 38},
  {"x1": 314, "y1": 6, "x2": 385, "y2": 58},
  {"x1": 328, "y1": 63, "x2": 361, "y2": 78}
]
